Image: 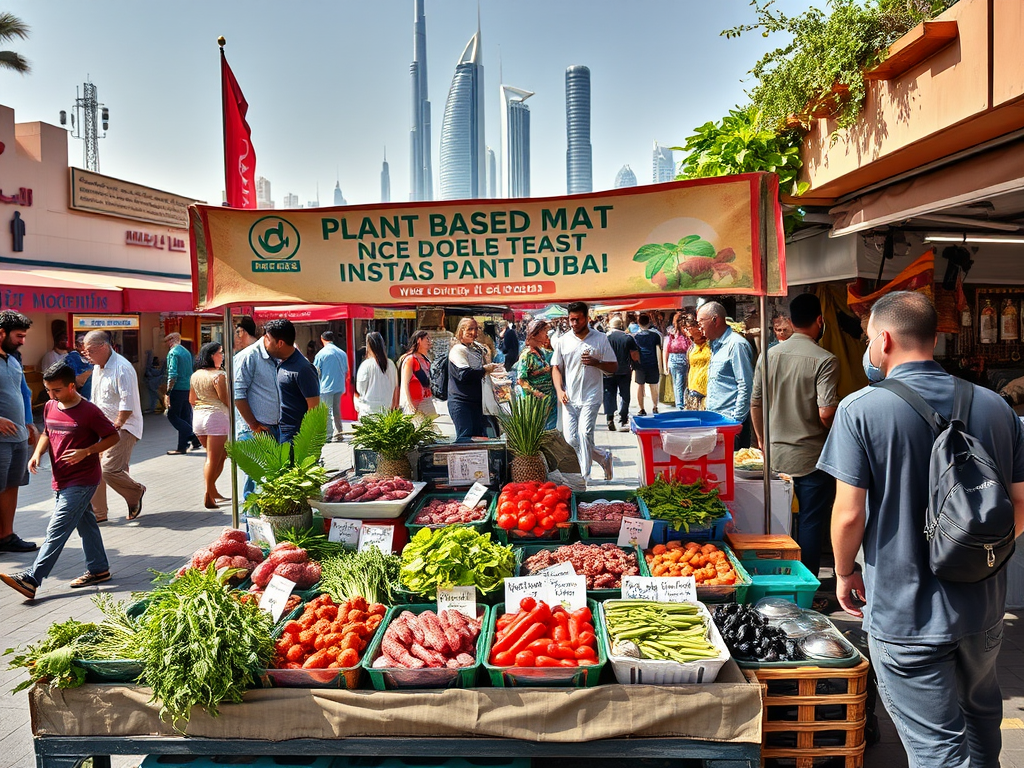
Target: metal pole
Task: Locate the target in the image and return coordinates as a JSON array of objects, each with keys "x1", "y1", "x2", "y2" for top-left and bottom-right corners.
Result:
[
  {"x1": 759, "y1": 177, "x2": 773, "y2": 535},
  {"x1": 224, "y1": 307, "x2": 239, "y2": 529}
]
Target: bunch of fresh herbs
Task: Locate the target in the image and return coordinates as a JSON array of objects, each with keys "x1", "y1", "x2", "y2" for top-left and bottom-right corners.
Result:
[
  {"x1": 637, "y1": 476, "x2": 729, "y2": 533},
  {"x1": 319, "y1": 547, "x2": 401, "y2": 605}
]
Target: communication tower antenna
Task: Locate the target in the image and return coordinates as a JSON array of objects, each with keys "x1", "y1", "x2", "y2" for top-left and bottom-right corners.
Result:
[{"x1": 59, "y1": 77, "x2": 109, "y2": 171}]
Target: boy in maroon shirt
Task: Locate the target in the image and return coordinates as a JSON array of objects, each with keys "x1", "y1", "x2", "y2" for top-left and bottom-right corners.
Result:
[{"x1": 0, "y1": 363, "x2": 120, "y2": 600}]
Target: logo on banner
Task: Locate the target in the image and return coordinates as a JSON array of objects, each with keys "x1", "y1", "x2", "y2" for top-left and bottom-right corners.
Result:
[{"x1": 249, "y1": 216, "x2": 301, "y2": 272}]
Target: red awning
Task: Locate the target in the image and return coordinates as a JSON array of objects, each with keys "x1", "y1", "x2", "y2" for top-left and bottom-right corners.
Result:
[
  {"x1": 123, "y1": 289, "x2": 194, "y2": 313},
  {"x1": 0, "y1": 269, "x2": 123, "y2": 313},
  {"x1": 1, "y1": 264, "x2": 192, "y2": 314},
  {"x1": 252, "y1": 304, "x2": 374, "y2": 324}
]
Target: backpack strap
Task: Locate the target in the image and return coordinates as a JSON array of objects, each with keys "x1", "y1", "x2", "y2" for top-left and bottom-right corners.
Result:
[
  {"x1": 951, "y1": 377, "x2": 974, "y2": 428},
  {"x1": 872, "y1": 379, "x2": 947, "y2": 437}
]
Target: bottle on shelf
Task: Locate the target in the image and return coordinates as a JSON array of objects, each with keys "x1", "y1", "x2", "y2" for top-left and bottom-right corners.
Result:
[
  {"x1": 980, "y1": 298, "x2": 998, "y2": 344},
  {"x1": 1001, "y1": 299, "x2": 1019, "y2": 342}
]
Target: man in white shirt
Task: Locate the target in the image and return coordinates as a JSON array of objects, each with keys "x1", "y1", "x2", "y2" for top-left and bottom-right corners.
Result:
[
  {"x1": 40, "y1": 331, "x2": 69, "y2": 373},
  {"x1": 83, "y1": 331, "x2": 145, "y2": 522},
  {"x1": 551, "y1": 301, "x2": 617, "y2": 482}
]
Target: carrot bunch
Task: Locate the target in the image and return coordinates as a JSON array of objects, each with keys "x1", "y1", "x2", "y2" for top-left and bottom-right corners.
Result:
[
  {"x1": 273, "y1": 594, "x2": 386, "y2": 671},
  {"x1": 488, "y1": 598, "x2": 599, "y2": 668},
  {"x1": 644, "y1": 541, "x2": 738, "y2": 585}
]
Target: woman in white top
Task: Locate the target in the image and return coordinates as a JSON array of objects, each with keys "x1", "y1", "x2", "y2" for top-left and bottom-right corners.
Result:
[{"x1": 355, "y1": 331, "x2": 399, "y2": 418}]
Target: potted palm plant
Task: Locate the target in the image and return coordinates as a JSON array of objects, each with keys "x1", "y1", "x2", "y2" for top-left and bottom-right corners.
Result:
[
  {"x1": 349, "y1": 408, "x2": 440, "y2": 479},
  {"x1": 498, "y1": 394, "x2": 551, "y2": 483},
  {"x1": 225, "y1": 405, "x2": 329, "y2": 534}
]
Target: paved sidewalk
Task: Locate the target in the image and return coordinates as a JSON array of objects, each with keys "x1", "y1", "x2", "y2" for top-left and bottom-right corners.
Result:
[{"x1": 1, "y1": 412, "x2": 1023, "y2": 766}]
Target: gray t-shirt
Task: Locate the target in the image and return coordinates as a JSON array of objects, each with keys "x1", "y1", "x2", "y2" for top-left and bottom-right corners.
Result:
[{"x1": 818, "y1": 361, "x2": 1024, "y2": 643}]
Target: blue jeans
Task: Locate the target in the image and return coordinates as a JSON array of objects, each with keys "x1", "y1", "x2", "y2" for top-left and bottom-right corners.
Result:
[
  {"x1": 792, "y1": 468, "x2": 835, "y2": 578},
  {"x1": 667, "y1": 353, "x2": 688, "y2": 409},
  {"x1": 602, "y1": 373, "x2": 631, "y2": 424},
  {"x1": 167, "y1": 389, "x2": 197, "y2": 452},
  {"x1": 239, "y1": 425, "x2": 281, "y2": 499},
  {"x1": 29, "y1": 485, "x2": 107, "y2": 584},
  {"x1": 869, "y1": 622, "x2": 1003, "y2": 768},
  {"x1": 448, "y1": 398, "x2": 485, "y2": 443}
]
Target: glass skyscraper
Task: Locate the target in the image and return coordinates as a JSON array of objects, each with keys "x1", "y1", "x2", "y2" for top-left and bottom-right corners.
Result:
[
  {"x1": 653, "y1": 141, "x2": 675, "y2": 183},
  {"x1": 486, "y1": 147, "x2": 497, "y2": 198},
  {"x1": 614, "y1": 165, "x2": 637, "y2": 188},
  {"x1": 439, "y1": 21, "x2": 485, "y2": 200},
  {"x1": 500, "y1": 85, "x2": 532, "y2": 198},
  {"x1": 565, "y1": 65, "x2": 592, "y2": 195},
  {"x1": 409, "y1": 0, "x2": 432, "y2": 201},
  {"x1": 381, "y1": 149, "x2": 391, "y2": 203}
]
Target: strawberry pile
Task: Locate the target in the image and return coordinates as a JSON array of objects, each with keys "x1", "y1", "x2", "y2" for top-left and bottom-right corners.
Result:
[
  {"x1": 177, "y1": 528, "x2": 264, "y2": 578},
  {"x1": 323, "y1": 475, "x2": 415, "y2": 503},
  {"x1": 411, "y1": 497, "x2": 488, "y2": 526},
  {"x1": 373, "y1": 608, "x2": 482, "y2": 669},
  {"x1": 250, "y1": 542, "x2": 322, "y2": 589}
]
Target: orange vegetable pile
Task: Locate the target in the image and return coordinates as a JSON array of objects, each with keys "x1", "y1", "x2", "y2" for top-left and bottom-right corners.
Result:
[
  {"x1": 644, "y1": 541, "x2": 739, "y2": 585},
  {"x1": 273, "y1": 594, "x2": 386, "y2": 672},
  {"x1": 488, "y1": 598, "x2": 599, "y2": 668}
]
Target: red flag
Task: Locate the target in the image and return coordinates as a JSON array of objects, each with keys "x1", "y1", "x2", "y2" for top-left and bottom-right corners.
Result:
[{"x1": 221, "y1": 49, "x2": 256, "y2": 208}]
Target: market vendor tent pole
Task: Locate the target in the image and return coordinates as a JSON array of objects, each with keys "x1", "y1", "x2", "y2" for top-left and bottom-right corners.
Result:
[
  {"x1": 759, "y1": 178, "x2": 773, "y2": 535},
  {"x1": 225, "y1": 306, "x2": 240, "y2": 529}
]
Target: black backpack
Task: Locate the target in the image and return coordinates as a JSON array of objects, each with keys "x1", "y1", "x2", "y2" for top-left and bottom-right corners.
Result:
[
  {"x1": 875, "y1": 378, "x2": 1016, "y2": 583},
  {"x1": 429, "y1": 350, "x2": 449, "y2": 402}
]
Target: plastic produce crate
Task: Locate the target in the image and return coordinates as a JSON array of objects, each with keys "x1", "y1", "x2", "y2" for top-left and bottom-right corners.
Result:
[
  {"x1": 405, "y1": 491, "x2": 493, "y2": 535},
  {"x1": 514, "y1": 541, "x2": 642, "y2": 600},
  {"x1": 744, "y1": 559, "x2": 821, "y2": 609},
  {"x1": 631, "y1": 411, "x2": 742, "y2": 500},
  {"x1": 647, "y1": 507, "x2": 732, "y2": 545},
  {"x1": 488, "y1": 489, "x2": 574, "y2": 544},
  {"x1": 480, "y1": 599, "x2": 606, "y2": 687},
  {"x1": 599, "y1": 599, "x2": 731, "y2": 684},
  {"x1": 638, "y1": 540, "x2": 751, "y2": 604},
  {"x1": 141, "y1": 758, "x2": 336, "y2": 767},
  {"x1": 360, "y1": 603, "x2": 489, "y2": 690},
  {"x1": 574, "y1": 490, "x2": 645, "y2": 541},
  {"x1": 744, "y1": 659, "x2": 870, "y2": 768},
  {"x1": 393, "y1": 546, "x2": 522, "y2": 606}
]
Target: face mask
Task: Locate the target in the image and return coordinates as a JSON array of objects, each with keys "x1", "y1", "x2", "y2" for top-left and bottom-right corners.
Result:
[{"x1": 862, "y1": 333, "x2": 884, "y2": 383}]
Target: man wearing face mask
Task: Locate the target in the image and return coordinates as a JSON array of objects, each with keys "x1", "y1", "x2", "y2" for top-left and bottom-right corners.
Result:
[
  {"x1": 750, "y1": 293, "x2": 838, "y2": 579},
  {"x1": 818, "y1": 291, "x2": 1024, "y2": 768}
]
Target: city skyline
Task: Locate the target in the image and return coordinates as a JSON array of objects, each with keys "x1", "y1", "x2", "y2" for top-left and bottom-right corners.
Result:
[
  {"x1": 2, "y1": 1, "x2": 813, "y2": 207},
  {"x1": 438, "y1": 16, "x2": 486, "y2": 200}
]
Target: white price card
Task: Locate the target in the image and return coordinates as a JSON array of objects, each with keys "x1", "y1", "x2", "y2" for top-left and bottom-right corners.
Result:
[
  {"x1": 658, "y1": 576, "x2": 698, "y2": 603},
  {"x1": 247, "y1": 517, "x2": 276, "y2": 548},
  {"x1": 259, "y1": 575, "x2": 297, "y2": 623},
  {"x1": 358, "y1": 524, "x2": 395, "y2": 554},
  {"x1": 617, "y1": 516, "x2": 654, "y2": 549},
  {"x1": 503, "y1": 576, "x2": 551, "y2": 613},
  {"x1": 621, "y1": 575, "x2": 661, "y2": 601},
  {"x1": 461, "y1": 481, "x2": 489, "y2": 510},
  {"x1": 539, "y1": 561, "x2": 576, "y2": 578},
  {"x1": 437, "y1": 586, "x2": 478, "y2": 620},
  {"x1": 548, "y1": 575, "x2": 587, "y2": 612},
  {"x1": 328, "y1": 517, "x2": 361, "y2": 547},
  {"x1": 446, "y1": 449, "x2": 489, "y2": 485}
]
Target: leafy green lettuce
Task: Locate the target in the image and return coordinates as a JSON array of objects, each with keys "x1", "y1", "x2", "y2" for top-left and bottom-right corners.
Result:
[{"x1": 400, "y1": 526, "x2": 516, "y2": 598}]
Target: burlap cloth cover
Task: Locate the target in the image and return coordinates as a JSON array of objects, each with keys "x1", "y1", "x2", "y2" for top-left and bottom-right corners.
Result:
[{"x1": 31, "y1": 665, "x2": 760, "y2": 744}]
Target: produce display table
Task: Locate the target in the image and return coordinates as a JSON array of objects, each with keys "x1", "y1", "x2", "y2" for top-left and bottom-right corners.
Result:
[{"x1": 29, "y1": 660, "x2": 762, "y2": 768}]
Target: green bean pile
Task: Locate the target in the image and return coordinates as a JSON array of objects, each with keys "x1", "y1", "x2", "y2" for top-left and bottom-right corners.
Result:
[{"x1": 604, "y1": 601, "x2": 721, "y2": 663}]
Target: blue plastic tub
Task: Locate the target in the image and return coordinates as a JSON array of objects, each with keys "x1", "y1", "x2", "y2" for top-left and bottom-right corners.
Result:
[{"x1": 648, "y1": 508, "x2": 732, "y2": 545}]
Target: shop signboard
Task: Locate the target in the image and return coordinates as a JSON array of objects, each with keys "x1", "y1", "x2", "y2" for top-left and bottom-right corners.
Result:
[
  {"x1": 70, "y1": 168, "x2": 197, "y2": 229},
  {"x1": 71, "y1": 314, "x2": 140, "y2": 331},
  {"x1": 190, "y1": 174, "x2": 785, "y2": 309}
]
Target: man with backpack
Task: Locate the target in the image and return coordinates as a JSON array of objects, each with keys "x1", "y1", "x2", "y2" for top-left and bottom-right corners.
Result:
[{"x1": 818, "y1": 291, "x2": 1024, "y2": 768}]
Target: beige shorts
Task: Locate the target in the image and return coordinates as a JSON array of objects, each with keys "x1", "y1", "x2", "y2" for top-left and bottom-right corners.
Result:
[{"x1": 193, "y1": 409, "x2": 230, "y2": 436}]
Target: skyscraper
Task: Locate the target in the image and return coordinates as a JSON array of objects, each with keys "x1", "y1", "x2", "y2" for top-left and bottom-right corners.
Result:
[
  {"x1": 409, "y1": 0, "x2": 432, "y2": 201},
  {"x1": 500, "y1": 85, "x2": 532, "y2": 198},
  {"x1": 653, "y1": 141, "x2": 675, "y2": 183},
  {"x1": 565, "y1": 65, "x2": 592, "y2": 195},
  {"x1": 439, "y1": 17, "x2": 485, "y2": 200},
  {"x1": 334, "y1": 180, "x2": 347, "y2": 206},
  {"x1": 283, "y1": 192, "x2": 299, "y2": 208},
  {"x1": 381, "y1": 149, "x2": 391, "y2": 203},
  {"x1": 256, "y1": 176, "x2": 274, "y2": 208},
  {"x1": 486, "y1": 147, "x2": 496, "y2": 198},
  {"x1": 614, "y1": 165, "x2": 637, "y2": 188}
]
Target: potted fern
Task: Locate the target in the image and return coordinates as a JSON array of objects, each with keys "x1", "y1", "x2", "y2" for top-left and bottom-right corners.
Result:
[
  {"x1": 225, "y1": 405, "x2": 329, "y2": 534},
  {"x1": 498, "y1": 395, "x2": 551, "y2": 483},
  {"x1": 349, "y1": 408, "x2": 440, "y2": 479}
]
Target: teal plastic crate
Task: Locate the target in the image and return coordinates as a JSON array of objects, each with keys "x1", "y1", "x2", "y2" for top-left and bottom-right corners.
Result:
[
  {"x1": 743, "y1": 559, "x2": 821, "y2": 608},
  {"x1": 361, "y1": 603, "x2": 489, "y2": 690},
  {"x1": 479, "y1": 599, "x2": 606, "y2": 687},
  {"x1": 574, "y1": 490, "x2": 645, "y2": 542},
  {"x1": 638, "y1": 540, "x2": 752, "y2": 604},
  {"x1": 405, "y1": 491, "x2": 493, "y2": 535},
  {"x1": 514, "y1": 542, "x2": 642, "y2": 600},
  {"x1": 340, "y1": 759, "x2": 531, "y2": 768},
  {"x1": 140, "y1": 758, "x2": 335, "y2": 767},
  {"x1": 487, "y1": 488, "x2": 574, "y2": 544}
]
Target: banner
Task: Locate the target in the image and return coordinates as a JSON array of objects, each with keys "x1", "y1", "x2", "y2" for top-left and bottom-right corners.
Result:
[
  {"x1": 190, "y1": 173, "x2": 785, "y2": 309},
  {"x1": 220, "y1": 49, "x2": 257, "y2": 209}
]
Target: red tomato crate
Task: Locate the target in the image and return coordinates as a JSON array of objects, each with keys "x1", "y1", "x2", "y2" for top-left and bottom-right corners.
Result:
[{"x1": 630, "y1": 411, "x2": 743, "y2": 501}]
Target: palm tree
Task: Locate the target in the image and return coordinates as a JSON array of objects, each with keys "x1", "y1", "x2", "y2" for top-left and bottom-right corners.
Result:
[{"x1": 0, "y1": 12, "x2": 30, "y2": 74}]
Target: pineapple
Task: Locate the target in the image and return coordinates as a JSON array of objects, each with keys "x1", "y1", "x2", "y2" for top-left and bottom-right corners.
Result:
[{"x1": 499, "y1": 395, "x2": 552, "y2": 484}]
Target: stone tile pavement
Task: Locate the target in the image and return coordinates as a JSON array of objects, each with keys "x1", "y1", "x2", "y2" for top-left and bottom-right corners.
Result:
[{"x1": 0, "y1": 410, "x2": 1023, "y2": 766}]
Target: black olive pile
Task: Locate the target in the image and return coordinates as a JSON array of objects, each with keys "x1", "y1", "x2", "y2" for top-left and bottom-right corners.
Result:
[{"x1": 712, "y1": 604, "x2": 803, "y2": 662}]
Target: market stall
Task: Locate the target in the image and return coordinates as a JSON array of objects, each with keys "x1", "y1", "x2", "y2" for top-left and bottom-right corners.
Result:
[{"x1": 21, "y1": 175, "x2": 861, "y2": 768}]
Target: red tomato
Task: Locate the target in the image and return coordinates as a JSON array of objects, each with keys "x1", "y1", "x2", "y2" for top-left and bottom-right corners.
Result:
[
  {"x1": 497, "y1": 513, "x2": 517, "y2": 530},
  {"x1": 532, "y1": 526, "x2": 546, "y2": 537},
  {"x1": 517, "y1": 512, "x2": 537, "y2": 531},
  {"x1": 552, "y1": 508, "x2": 570, "y2": 523},
  {"x1": 539, "y1": 516, "x2": 555, "y2": 530},
  {"x1": 541, "y1": 493, "x2": 558, "y2": 508},
  {"x1": 517, "y1": 500, "x2": 533, "y2": 512},
  {"x1": 542, "y1": 481, "x2": 557, "y2": 490},
  {"x1": 499, "y1": 501, "x2": 516, "y2": 515},
  {"x1": 557, "y1": 487, "x2": 572, "y2": 502},
  {"x1": 531, "y1": 491, "x2": 544, "y2": 503}
]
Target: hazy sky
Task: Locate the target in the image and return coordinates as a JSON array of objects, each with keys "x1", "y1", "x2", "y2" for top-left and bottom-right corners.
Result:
[{"x1": 3, "y1": 0, "x2": 814, "y2": 207}]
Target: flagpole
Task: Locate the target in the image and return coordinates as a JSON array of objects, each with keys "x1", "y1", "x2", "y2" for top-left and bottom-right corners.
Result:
[{"x1": 218, "y1": 36, "x2": 229, "y2": 208}]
